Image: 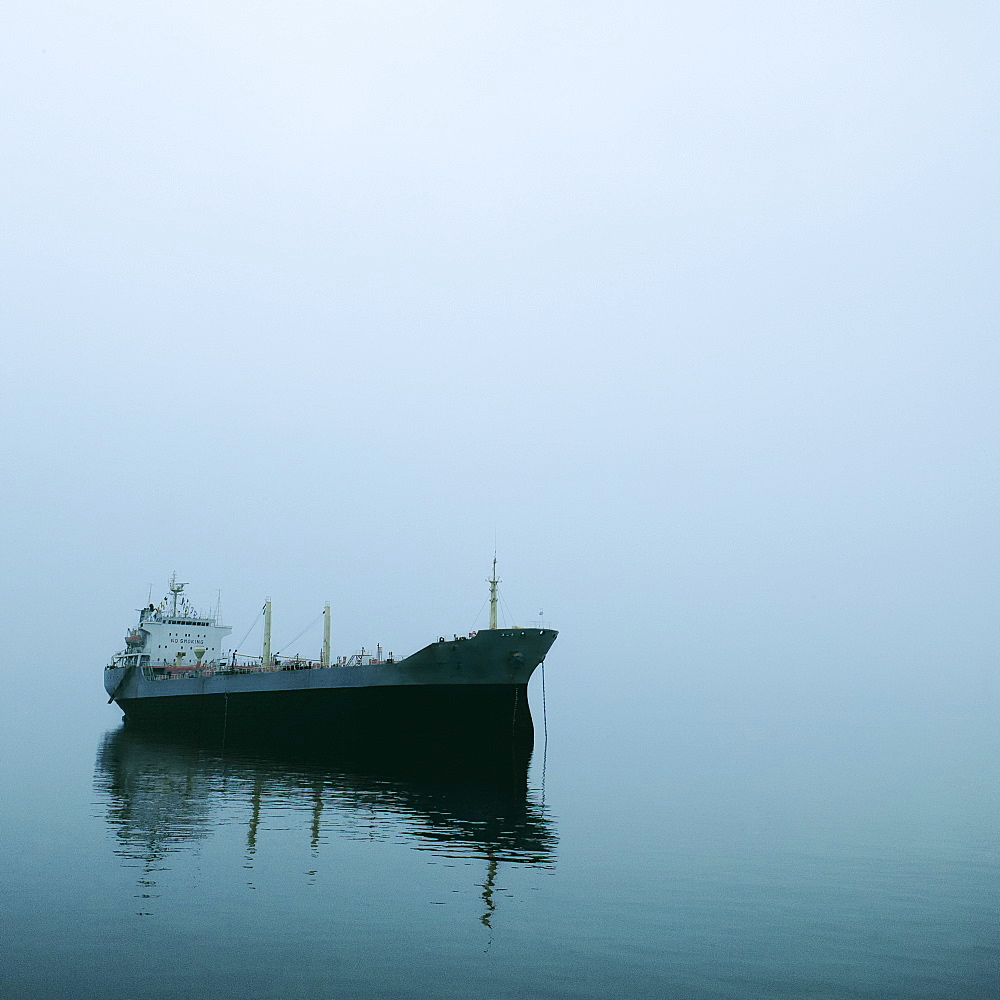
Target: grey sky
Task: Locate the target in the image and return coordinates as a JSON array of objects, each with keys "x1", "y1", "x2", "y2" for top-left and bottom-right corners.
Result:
[{"x1": 3, "y1": 2, "x2": 996, "y2": 721}]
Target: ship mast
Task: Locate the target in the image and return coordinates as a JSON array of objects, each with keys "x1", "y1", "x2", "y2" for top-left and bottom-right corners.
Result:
[
  {"x1": 321, "y1": 602, "x2": 331, "y2": 667},
  {"x1": 168, "y1": 572, "x2": 187, "y2": 617},
  {"x1": 262, "y1": 598, "x2": 272, "y2": 667},
  {"x1": 488, "y1": 557, "x2": 500, "y2": 630}
]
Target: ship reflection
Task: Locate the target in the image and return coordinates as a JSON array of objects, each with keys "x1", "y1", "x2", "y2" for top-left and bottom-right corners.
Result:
[{"x1": 94, "y1": 725, "x2": 557, "y2": 923}]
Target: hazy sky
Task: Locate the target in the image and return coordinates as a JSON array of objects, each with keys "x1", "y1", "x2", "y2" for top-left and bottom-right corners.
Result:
[{"x1": 3, "y1": 2, "x2": 996, "y2": 720}]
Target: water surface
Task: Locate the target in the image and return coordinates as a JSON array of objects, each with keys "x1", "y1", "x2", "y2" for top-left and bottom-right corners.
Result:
[{"x1": 0, "y1": 675, "x2": 995, "y2": 999}]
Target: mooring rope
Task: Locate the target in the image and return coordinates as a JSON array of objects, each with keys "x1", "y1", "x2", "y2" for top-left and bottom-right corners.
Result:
[
  {"x1": 540, "y1": 659, "x2": 548, "y2": 802},
  {"x1": 540, "y1": 658, "x2": 549, "y2": 745}
]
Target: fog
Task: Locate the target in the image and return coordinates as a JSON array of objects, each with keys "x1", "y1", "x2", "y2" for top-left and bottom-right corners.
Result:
[{"x1": 2, "y1": 2, "x2": 996, "y2": 726}]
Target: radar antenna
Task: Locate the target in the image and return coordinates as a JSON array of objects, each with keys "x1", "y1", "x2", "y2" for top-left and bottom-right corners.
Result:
[{"x1": 168, "y1": 571, "x2": 187, "y2": 617}]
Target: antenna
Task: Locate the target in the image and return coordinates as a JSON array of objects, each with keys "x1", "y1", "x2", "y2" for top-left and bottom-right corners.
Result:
[{"x1": 168, "y1": 571, "x2": 187, "y2": 617}]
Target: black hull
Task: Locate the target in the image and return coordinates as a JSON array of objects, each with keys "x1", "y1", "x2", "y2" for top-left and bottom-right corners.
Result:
[{"x1": 118, "y1": 682, "x2": 534, "y2": 761}]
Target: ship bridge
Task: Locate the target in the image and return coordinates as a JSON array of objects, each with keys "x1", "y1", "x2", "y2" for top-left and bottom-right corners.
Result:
[{"x1": 111, "y1": 574, "x2": 232, "y2": 672}]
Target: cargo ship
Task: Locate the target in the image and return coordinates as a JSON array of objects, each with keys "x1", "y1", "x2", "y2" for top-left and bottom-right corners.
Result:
[{"x1": 105, "y1": 566, "x2": 557, "y2": 746}]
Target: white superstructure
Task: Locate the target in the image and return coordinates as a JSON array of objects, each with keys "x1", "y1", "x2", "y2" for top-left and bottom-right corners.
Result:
[{"x1": 110, "y1": 573, "x2": 233, "y2": 672}]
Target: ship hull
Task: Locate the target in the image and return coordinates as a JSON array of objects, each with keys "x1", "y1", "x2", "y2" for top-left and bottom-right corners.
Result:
[
  {"x1": 119, "y1": 683, "x2": 533, "y2": 743},
  {"x1": 106, "y1": 628, "x2": 556, "y2": 752}
]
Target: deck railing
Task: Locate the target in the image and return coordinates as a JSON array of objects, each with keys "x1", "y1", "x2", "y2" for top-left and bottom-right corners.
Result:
[{"x1": 139, "y1": 655, "x2": 395, "y2": 681}]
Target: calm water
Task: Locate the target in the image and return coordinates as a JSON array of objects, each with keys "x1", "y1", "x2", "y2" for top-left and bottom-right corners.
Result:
[{"x1": 1, "y1": 672, "x2": 996, "y2": 999}]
